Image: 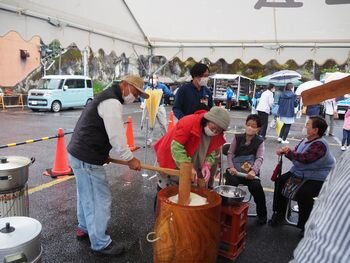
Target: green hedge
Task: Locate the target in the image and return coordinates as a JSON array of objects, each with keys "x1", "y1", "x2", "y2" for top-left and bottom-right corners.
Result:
[{"x1": 93, "y1": 81, "x2": 106, "y2": 95}]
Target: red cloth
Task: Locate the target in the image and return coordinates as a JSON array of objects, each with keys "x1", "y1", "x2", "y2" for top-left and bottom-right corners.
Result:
[{"x1": 154, "y1": 110, "x2": 225, "y2": 169}]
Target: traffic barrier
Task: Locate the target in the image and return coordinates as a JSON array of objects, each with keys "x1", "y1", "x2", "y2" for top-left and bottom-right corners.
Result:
[
  {"x1": 0, "y1": 131, "x2": 73, "y2": 149},
  {"x1": 43, "y1": 128, "x2": 73, "y2": 178}
]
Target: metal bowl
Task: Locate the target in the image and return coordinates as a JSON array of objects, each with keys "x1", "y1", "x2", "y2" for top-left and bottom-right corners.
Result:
[{"x1": 214, "y1": 185, "x2": 246, "y2": 206}]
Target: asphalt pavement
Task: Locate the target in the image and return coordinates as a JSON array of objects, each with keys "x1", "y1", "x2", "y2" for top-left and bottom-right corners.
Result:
[{"x1": 0, "y1": 104, "x2": 345, "y2": 263}]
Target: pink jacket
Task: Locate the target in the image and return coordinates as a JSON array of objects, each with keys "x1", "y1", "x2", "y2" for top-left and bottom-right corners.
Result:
[{"x1": 344, "y1": 109, "x2": 350, "y2": 130}]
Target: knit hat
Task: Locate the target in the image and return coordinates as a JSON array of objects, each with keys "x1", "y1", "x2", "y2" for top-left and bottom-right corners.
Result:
[
  {"x1": 122, "y1": 75, "x2": 149, "y2": 99},
  {"x1": 204, "y1": 106, "x2": 230, "y2": 131}
]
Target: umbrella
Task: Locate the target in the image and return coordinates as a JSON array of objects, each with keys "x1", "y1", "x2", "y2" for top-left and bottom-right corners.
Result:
[
  {"x1": 270, "y1": 70, "x2": 302, "y2": 81},
  {"x1": 145, "y1": 89, "x2": 163, "y2": 128},
  {"x1": 295, "y1": 80, "x2": 322, "y2": 95},
  {"x1": 323, "y1": 72, "x2": 350, "y2": 83},
  {"x1": 256, "y1": 75, "x2": 302, "y2": 87}
]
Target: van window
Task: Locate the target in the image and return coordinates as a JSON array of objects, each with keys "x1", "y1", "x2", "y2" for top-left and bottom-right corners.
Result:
[
  {"x1": 65, "y1": 79, "x2": 85, "y2": 89},
  {"x1": 38, "y1": 79, "x2": 63, "y2": 90},
  {"x1": 86, "y1": 79, "x2": 92, "y2": 88}
]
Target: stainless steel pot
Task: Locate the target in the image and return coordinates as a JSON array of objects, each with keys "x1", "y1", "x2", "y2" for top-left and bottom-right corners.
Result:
[
  {"x1": 214, "y1": 185, "x2": 246, "y2": 206},
  {"x1": 0, "y1": 216, "x2": 42, "y2": 263},
  {"x1": 0, "y1": 156, "x2": 35, "y2": 192}
]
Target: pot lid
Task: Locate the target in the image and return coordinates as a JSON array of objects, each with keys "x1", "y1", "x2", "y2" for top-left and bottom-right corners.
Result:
[
  {"x1": 0, "y1": 217, "x2": 41, "y2": 250},
  {"x1": 0, "y1": 156, "x2": 31, "y2": 171}
]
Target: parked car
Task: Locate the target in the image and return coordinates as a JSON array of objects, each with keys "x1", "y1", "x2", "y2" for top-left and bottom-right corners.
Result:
[
  {"x1": 27, "y1": 75, "x2": 93, "y2": 112},
  {"x1": 337, "y1": 94, "x2": 350, "y2": 118}
]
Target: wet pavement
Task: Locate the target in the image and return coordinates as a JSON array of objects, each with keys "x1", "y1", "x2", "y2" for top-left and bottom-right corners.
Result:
[{"x1": 0, "y1": 105, "x2": 345, "y2": 263}]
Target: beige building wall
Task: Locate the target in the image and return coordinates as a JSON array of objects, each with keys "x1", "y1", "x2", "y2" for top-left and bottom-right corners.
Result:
[{"x1": 0, "y1": 31, "x2": 41, "y2": 87}]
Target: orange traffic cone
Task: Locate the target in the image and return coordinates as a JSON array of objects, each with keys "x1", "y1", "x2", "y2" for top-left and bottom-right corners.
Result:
[
  {"x1": 125, "y1": 116, "x2": 138, "y2": 151},
  {"x1": 43, "y1": 128, "x2": 73, "y2": 178},
  {"x1": 167, "y1": 111, "x2": 175, "y2": 131}
]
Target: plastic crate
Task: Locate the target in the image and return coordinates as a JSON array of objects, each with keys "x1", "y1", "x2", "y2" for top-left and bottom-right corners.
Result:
[
  {"x1": 218, "y1": 235, "x2": 246, "y2": 261},
  {"x1": 220, "y1": 203, "x2": 249, "y2": 244}
]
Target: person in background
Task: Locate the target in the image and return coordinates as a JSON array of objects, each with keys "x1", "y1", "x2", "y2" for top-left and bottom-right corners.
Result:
[
  {"x1": 290, "y1": 149, "x2": 350, "y2": 263},
  {"x1": 273, "y1": 86, "x2": 283, "y2": 105},
  {"x1": 225, "y1": 114, "x2": 267, "y2": 225},
  {"x1": 270, "y1": 86, "x2": 284, "y2": 127},
  {"x1": 323, "y1": 98, "x2": 337, "y2": 136},
  {"x1": 226, "y1": 85, "x2": 234, "y2": 111},
  {"x1": 269, "y1": 116, "x2": 335, "y2": 237},
  {"x1": 173, "y1": 63, "x2": 213, "y2": 120},
  {"x1": 302, "y1": 104, "x2": 322, "y2": 135},
  {"x1": 255, "y1": 88, "x2": 263, "y2": 101},
  {"x1": 154, "y1": 106, "x2": 230, "y2": 190},
  {"x1": 67, "y1": 75, "x2": 148, "y2": 256},
  {"x1": 256, "y1": 84, "x2": 275, "y2": 139},
  {"x1": 140, "y1": 75, "x2": 173, "y2": 146},
  {"x1": 277, "y1": 83, "x2": 298, "y2": 144},
  {"x1": 341, "y1": 109, "x2": 350, "y2": 151},
  {"x1": 272, "y1": 86, "x2": 283, "y2": 116}
]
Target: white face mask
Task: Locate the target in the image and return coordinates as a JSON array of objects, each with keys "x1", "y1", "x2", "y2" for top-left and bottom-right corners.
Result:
[
  {"x1": 245, "y1": 125, "x2": 258, "y2": 136},
  {"x1": 123, "y1": 85, "x2": 136, "y2": 104},
  {"x1": 204, "y1": 126, "x2": 217, "y2": 137},
  {"x1": 199, "y1": 77, "x2": 209, "y2": 87}
]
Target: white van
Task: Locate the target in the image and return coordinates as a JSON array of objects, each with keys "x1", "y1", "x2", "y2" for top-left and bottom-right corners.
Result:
[{"x1": 27, "y1": 75, "x2": 93, "y2": 112}]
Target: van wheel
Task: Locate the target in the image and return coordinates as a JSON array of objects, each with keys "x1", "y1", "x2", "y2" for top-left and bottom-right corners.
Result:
[
  {"x1": 85, "y1": 98, "x2": 93, "y2": 106},
  {"x1": 51, "y1": 101, "x2": 61, "y2": 112}
]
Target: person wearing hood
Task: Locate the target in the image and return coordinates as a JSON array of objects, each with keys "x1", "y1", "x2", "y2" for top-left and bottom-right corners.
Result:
[
  {"x1": 67, "y1": 75, "x2": 148, "y2": 256},
  {"x1": 172, "y1": 63, "x2": 213, "y2": 120},
  {"x1": 154, "y1": 106, "x2": 230, "y2": 190},
  {"x1": 277, "y1": 83, "x2": 299, "y2": 144}
]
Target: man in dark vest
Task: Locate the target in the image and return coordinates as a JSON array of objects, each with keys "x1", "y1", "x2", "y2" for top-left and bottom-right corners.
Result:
[{"x1": 67, "y1": 75, "x2": 149, "y2": 256}]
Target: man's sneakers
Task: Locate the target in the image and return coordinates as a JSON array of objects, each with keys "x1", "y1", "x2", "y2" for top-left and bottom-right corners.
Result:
[
  {"x1": 341, "y1": 145, "x2": 347, "y2": 151},
  {"x1": 76, "y1": 228, "x2": 89, "y2": 241},
  {"x1": 93, "y1": 241, "x2": 125, "y2": 256},
  {"x1": 278, "y1": 137, "x2": 289, "y2": 144}
]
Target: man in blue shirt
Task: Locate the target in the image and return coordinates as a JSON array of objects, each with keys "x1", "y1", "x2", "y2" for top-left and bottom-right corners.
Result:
[{"x1": 173, "y1": 63, "x2": 213, "y2": 120}]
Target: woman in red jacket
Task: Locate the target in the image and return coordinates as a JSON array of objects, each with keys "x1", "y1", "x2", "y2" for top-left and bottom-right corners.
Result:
[{"x1": 154, "y1": 106, "x2": 230, "y2": 190}]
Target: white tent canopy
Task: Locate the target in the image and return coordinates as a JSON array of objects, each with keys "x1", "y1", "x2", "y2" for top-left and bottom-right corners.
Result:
[{"x1": 1, "y1": 0, "x2": 350, "y2": 64}]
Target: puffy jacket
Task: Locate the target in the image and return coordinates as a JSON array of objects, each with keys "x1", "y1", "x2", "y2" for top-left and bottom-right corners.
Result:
[
  {"x1": 278, "y1": 90, "x2": 298, "y2": 118},
  {"x1": 154, "y1": 110, "x2": 225, "y2": 169}
]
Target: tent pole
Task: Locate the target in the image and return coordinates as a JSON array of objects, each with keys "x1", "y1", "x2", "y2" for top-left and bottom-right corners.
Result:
[{"x1": 121, "y1": 0, "x2": 152, "y2": 48}]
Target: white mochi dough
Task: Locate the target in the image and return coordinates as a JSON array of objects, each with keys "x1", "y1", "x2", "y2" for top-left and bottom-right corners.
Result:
[{"x1": 168, "y1": 192, "x2": 208, "y2": 206}]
